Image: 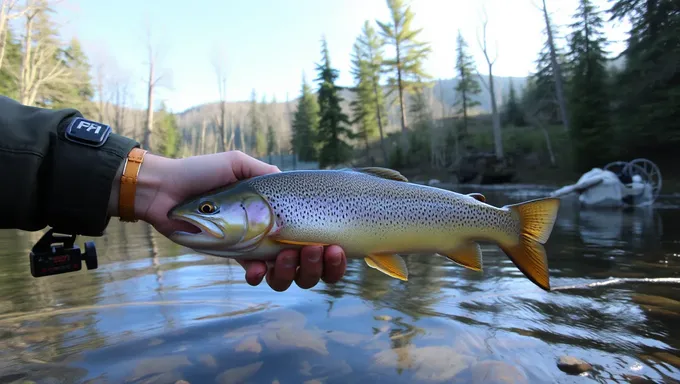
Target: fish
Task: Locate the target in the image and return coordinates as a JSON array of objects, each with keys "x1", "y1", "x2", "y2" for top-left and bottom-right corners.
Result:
[{"x1": 167, "y1": 167, "x2": 561, "y2": 291}]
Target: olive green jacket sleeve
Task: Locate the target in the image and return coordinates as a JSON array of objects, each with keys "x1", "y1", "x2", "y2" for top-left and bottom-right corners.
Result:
[{"x1": 0, "y1": 95, "x2": 140, "y2": 236}]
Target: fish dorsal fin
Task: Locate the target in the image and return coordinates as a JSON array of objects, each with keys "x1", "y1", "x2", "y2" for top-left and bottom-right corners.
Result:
[
  {"x1": 467, "y1": 193, "x2": 486, "y2": 203},
  {"x1": 364, "y1": 254, "x2": 409, "y2": 281},
  {"x1": 353, "y1": 167, "x2": 409, "y2": 182}
]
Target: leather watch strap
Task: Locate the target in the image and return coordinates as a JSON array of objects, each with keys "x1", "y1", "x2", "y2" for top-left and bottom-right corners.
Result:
[{"x1": 119, "y1": 147, "x2": 147, "y2": 222}]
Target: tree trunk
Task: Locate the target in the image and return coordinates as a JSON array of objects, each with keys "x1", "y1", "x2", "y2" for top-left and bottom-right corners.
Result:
[
  {"x1": 488, "y1": 68, "x2": 503, "y2": 160},
  {"x1": 143, "y1": 59, "x2": 154, "y2": 150},
  {"x1": 542, "y1": 0, "x2": 570, "y2": 132},
  {"x1": 372, "y1": 79, "x2": 388, "y2": 164}
]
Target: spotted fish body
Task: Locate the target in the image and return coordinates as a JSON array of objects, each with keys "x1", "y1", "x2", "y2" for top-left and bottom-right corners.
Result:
[
  {"x1": 247, "y1": 170, "x2": 519, "y2": 258},
  {"x1": 168, "y1": 168, "x2": 561, "y2": 291}
]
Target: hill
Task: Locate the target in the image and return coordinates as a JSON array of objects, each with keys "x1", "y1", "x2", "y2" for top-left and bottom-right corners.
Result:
[{"x1": 174, "y1": 75, "x2": 529, "y2": 154}]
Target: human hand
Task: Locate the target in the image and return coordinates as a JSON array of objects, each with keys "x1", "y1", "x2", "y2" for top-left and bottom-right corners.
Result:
[{"x1": 109, "y1": 150, "x2": 347, "y2": 291}]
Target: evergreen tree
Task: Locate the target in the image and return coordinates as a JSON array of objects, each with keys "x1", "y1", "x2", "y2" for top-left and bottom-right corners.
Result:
[
  {"x1": 266, "y1": 122, "x2": 276, "y2": 163},
  {"x1": 0, "y1": 29, "x2": 20, "y2": 99},
  {"x1": 453, "y1": 29, "x2": 481, "y2": 137},
  {"x1": 349, "y1": 37, "x2": 379, "y2": 156},
  {"x1": 314, "y1": 37, "x2": 353, "y2": 168},
  {"x1": 567, "y1": 0, "x2": 612, "y2": 172},
  {"x1": 502, "y1": 79, "x2": 525, "y2": 127},
  {"x1": 50, "y1": 37, "x2": 95, "y2": 115},
  {"x1": 524, "y1": 37, "x2": 569, "y2": 124},
  {"x1": 607, "y1": 0, "x2": 680, "y2": 156},
  {"x1": 155, "y1": 102, "x2": 180, "y2": 158},
  {"x1": 248, "y1": 89, "x2": 266, "y2": 157},
  {"x1": 291, "y1": 74, "x2": 320, "y2": 161},
  {"x1": 352, "y1": 20, "x2": 388, "y2": 163},
  {"x1": 377, "y1": 0, "x2": 431, "y2": 139}
]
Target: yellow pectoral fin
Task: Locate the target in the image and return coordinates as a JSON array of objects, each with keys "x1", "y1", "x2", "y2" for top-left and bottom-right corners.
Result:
[
  {"x1": 364, "y1": 254, "x2": 409, "y2": 281},
  {"x1": 273, "y1": 239, "x2": 330, "y2": 247},
  {"x1": 439, "y1": 242, "x2": 483, "y2": 271}
]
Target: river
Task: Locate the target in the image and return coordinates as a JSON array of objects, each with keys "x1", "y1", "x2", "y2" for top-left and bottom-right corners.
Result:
[{"x1": 0, "y1": 185, "x2": 679, "y2": 383}]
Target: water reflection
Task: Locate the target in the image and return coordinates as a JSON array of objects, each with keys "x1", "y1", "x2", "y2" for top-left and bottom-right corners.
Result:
[{"x1": 0, "y1": 186, "x2": 678, "y2": 383}]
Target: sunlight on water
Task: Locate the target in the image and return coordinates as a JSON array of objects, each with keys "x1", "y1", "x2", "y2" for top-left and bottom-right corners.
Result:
[{"x1": 0, "y1": 186, "x2": 679, "y2": 383}]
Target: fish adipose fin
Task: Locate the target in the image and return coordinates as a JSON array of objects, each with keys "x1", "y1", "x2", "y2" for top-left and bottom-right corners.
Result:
[
  {"x1": 467, "y1": 193, "x2": 486, "y2": 203},
  {"x1": 364, "y1": 254, "x2": 408, "y2": 281},
  {"x1": 351, "y1": 167, "x2": 409, "y2": 182},
  {"x1": 438, "y1": 242, "x2": 483, "y2": 271},
  {"x1": 499, "y1": 197, "x2": 561, "y2": 291}
]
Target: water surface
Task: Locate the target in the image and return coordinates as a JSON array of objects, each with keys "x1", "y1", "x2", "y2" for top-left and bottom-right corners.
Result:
[{"x1": 0, "y1": 185, "x2": 679, "y2": 383}]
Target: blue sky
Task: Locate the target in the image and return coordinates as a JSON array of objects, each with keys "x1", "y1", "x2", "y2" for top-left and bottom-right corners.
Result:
[{"x1": 52, "y1": 0, "x2": 630, "y2": 113}]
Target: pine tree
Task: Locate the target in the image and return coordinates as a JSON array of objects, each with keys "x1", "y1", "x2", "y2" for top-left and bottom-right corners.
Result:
[
  {"x1": 502, "y1": 79, "x2": 525, "y2": 127},
  {"x1": 349, "y1": 35, "x2": 379, "y2": 158},
  {"x1": 352, "y1": 20, "x2": 388, "y2": 163},
  {"x1": 567, "y1": 0, "x2": 612, "y2": 172},
  {"x1": 49, "y1": 37, "x2": 95, "y2": 115},
  {"x1": 314, "y1": 37, "x2": 353, "y2": 168},
  {"x1": 291, "y1": 74, "x2": 320, "y2": 162},
  {"x1": 0, "y1": 29, "x2": 20, "y2": 99},
  {"x1": 248, "y1": 89, "x2": 266, "y2": 157},
  {"x1": 155, "y1": 102, "x2": 180, "y2": 158},
  {"x1": 607, "y1": 0, "x2": 680, "y2": 156},
  {"x1": 377, "y1": 0, "x2": 431, "y2": 140},
  {"x1": 453, "y1": 29, "x2": 481, "y2": 137},
  {"x1": 524, "y1": 37, "x2": 569, "y2": 124}
]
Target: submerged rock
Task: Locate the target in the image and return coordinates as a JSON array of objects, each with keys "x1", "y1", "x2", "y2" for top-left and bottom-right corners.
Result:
[
  {"x1": 469, "y1": 360, "x2": 529, "y2": 384},
  {"x1": 623, "y1": 374, "x2": 656, "y2": 384},
  {"x1": 556, "y1": 356, "x2": 592, "y2": 375}
]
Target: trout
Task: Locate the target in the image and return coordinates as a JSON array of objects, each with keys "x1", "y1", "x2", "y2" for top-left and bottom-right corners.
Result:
[{"x1": 167, "y1": 167, "x2": 561, "y2": 291}]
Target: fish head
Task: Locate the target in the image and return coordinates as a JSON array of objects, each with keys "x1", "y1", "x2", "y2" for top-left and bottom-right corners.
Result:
[{"x1": 167, "y1": 184, "x2": 275, "y2": 253}]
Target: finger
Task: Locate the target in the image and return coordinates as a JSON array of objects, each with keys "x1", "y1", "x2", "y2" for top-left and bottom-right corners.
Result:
[
  {"x1": 321, "y1": 245, "x2": 346, "y2": 284},
  {"x1": 265, "y1": 249, "x2": 299, "y2": 292},
  {"x1": 237, "y1": 260, "x2": 267, "y2": 286},
  {"x1": 228, "y1": 151, "x2": 281, "y2": 180},
  {"x1": 295, "y1": 246, "x2": 324, "y2": 289}
]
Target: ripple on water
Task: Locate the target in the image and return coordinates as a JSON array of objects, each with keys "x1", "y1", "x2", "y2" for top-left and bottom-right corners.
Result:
[{"x1": 0, "y1": 189, "x2": 679, "y2": 383}]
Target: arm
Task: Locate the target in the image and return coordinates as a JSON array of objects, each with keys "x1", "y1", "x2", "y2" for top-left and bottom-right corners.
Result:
[{"x1": 0, "y1": 95, "x2": 139, "y2": 236}]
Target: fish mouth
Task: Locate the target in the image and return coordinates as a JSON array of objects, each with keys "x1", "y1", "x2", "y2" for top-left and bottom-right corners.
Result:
[{"x1": 168, "y1": 213, "x2": 225, "y2": 239}]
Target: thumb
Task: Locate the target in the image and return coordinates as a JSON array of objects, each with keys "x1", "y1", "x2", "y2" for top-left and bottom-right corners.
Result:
[{"x1": 227, "y1": 151, "x2": 281, "y2": 180}]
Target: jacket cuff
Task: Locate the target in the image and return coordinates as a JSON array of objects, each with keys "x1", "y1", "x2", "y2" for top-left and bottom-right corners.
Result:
[{"x1": 47, "y1": 116, "x2": 140, "y2": 236}]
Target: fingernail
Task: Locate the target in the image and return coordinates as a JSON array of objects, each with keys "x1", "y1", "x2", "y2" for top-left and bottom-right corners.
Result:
[
  {"x1": 308, "y1": 253, "x2": 320, "y2": 263},
  {"x1": 331, "y1": 252, "x2": 343, "y2": 266},
  {"x1": 284, "y1": 254, "x2": 297, "y2": 268}
]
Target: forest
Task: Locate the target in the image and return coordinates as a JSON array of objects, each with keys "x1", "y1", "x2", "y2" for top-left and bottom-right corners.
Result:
[{"x1": 1, "y1": 0, "x2": 678, "y2": 185}]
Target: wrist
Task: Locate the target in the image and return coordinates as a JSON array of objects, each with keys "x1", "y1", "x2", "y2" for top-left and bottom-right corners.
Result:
[
  {"x1": 107, "y1": 151, "x2": 166, "y2": 222},
  {"x1": 134, "y1": 153, "x2": 166, "y2": 221}
]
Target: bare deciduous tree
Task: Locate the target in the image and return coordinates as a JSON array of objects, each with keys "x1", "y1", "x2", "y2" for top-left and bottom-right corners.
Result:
[
  {"x1": 0, "y1": 0, "x2": 40, "y2": 71},
  {"x1": 13, "y1": 0, "x2": 68, "y2": 106},
  {"x1": 141, "y1": 18, "x2": 171, "y2": 151},
  {"x1": 536, "y1": 0, "x2": 569, "y2": 132},
  {"x1": 476, "y1": 6, "x2": 503, "y2": 160},
  {"x1": 211, "y1": 45, "x2": 232, "y2": 152}
]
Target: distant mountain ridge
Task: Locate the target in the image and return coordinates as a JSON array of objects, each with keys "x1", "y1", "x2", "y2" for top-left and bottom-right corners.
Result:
[{"x1": 173, "y1": 76, "x2": 529, "y2": 154}]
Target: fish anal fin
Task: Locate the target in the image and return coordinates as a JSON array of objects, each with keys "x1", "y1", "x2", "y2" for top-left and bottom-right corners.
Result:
[
  {"x1": 352, "y1": 167, "x2": 409, "y2": 182},
  {"x1": 364, "y1": 254, "x2": 408, "y2": 281},
  {"x1": 467, "y1": 193, "x2": 486, "y2": 203},
  {"x1": 438, "y1": 242, "x2": 483, "y2": 271}
]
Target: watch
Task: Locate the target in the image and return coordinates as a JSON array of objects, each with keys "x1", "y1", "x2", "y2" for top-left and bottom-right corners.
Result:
[{"x1": 118, "y1": 147, "x2": 147, "y2": 222}]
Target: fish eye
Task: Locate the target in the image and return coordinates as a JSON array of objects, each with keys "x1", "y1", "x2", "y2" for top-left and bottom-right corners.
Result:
[{"x1": 198, "y1": 201, "x2": 218, "y2": 214}]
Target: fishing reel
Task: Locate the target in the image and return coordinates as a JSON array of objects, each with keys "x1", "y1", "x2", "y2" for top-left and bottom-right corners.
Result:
[{"x1": 29, "y1": 228, "x2": 98, "y2": 278}]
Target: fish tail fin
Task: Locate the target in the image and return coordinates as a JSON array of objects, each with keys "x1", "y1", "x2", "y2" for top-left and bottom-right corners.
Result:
[{"x1": 498, "y1": 197, "x2": 561, "y2": 291}]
